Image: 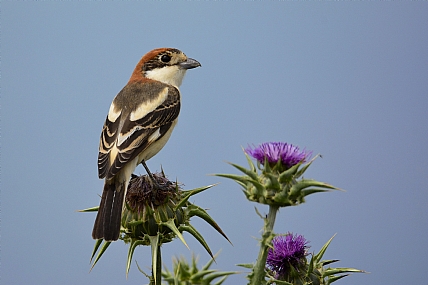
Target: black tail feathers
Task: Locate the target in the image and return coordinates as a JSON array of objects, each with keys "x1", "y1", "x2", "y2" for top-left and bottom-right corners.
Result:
[{"x1": 92, "y1": 181, "x2": 125, "y2": 241}]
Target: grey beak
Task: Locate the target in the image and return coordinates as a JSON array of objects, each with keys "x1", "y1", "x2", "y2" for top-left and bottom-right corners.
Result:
[{"x1": 179, "y1": 58, "x2": 201, "y2": 70}]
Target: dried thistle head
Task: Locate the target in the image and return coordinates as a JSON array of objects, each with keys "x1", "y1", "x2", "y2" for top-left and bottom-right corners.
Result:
[{"x1": 122, "y1": 172, "x2": 185, "y2": 242}]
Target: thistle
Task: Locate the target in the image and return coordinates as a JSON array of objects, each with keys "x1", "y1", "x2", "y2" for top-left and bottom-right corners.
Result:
[
  {"x1": 121, "y1": 173, "x2": 185, "y2": 242},
  {"x1": 246, "y1": 142, "x2": 311, "y2": 172},
  {"x1": 216, "y1": 142, "x2": 341, "y2": 285},
  {"x1": 162, "y1": 252, "x2": 238, "y2": 285},
  {"x1": 81, "y1": 170, "x2": 230, "y2": 285},
  {"x1": 265, "y1": 234, "x2": 365, "y2": 285},
  {"x1": 266, "y1": 233, "x2": 309, "y2": 282},
  {"x1": 221, "y1": 142, "x2": 336, "y2": 207}
]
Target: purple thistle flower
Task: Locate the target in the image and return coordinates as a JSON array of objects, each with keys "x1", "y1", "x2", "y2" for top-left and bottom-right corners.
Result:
[
  {"x1": 245, "y1": 142, "x2": 311, "y2": 169},
  {"x1": 266, "y1": 233, "x2": 309, "y2": 279}
]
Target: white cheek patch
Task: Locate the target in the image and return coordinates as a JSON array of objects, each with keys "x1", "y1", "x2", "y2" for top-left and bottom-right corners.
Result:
[
  {"x1": 130, "y1": 87, "x2": 169, "y2": 121},
  {"x1": 145, "y1": 66, "x2": 187, "y2": 87},
  {"x1": 107, "y1": 102, "x2": 121, "y2": 122}
]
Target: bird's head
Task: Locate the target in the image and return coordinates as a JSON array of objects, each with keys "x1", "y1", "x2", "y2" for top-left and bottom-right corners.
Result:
[{"x1": 130, "y1": 48, "x2": 201, "y2": 87}]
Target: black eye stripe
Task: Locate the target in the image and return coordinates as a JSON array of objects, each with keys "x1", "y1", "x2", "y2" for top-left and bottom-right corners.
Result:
[{"x1": 143, "y1": 52, "x2": 178, "y2": 72}]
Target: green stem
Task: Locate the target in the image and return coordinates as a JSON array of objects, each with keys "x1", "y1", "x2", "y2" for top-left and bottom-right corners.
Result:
[
  {"x1": 149, "y1": 235, "x2": 162, "y2": 285},
  {"x1": 155, "y1": 245, "x2": 162, "y2": 285},
  {"x1": 251, "y1": 205, "x2": 279, "y2": 285}
]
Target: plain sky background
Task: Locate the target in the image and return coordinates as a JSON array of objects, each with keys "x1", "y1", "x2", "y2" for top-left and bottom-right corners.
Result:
[{"x1": 2, "y1": 2, "x2": 428, "y2": 285}]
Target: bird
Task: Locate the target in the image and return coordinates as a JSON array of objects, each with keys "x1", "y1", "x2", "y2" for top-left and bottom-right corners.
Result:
[{"x1": 92, "y1": 48, "x2": 201, "y2": 241}]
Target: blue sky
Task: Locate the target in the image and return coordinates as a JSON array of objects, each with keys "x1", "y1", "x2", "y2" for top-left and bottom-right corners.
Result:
[{"x1": 2, "y1": 2, "x2": 428, "y2": 284}]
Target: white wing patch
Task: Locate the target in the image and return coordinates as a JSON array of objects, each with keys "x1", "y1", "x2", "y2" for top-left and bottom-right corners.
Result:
[
  {"x1": 107, "y1": 102, "x2": 121, "y2": 122},
  {"x1": 129, "y1": 87, "x2": 169, "y2": 121},
  {"x1": 109, "y1": 145, "x2": 119, "y2": 164},
  {"x1": 148, "y1": 128, "x2": 161, "y2": 143},
  {"x1": 117, "y1": 126, "x2": 142, "y2": 146}
]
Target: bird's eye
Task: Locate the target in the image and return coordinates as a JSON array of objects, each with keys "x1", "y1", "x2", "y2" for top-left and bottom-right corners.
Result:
[{"x1": 161, "y1": 55, "x2": 171, "y2": 63}]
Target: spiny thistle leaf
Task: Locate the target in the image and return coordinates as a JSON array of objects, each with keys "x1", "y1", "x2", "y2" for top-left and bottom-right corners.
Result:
[
  {"x1": 301, "y1": 188, "x2": 332, "y2": 197},
  {"x1": 201, "y1": 251, "x2": 221, "y2": 271},
  {"x1": 90, "y1": 240, "x2": 111, "y2": 271},
  {"x1": 161, "y1": 219, "x2": 189, "y2": 249},
  {"x1": 126, "y1": 239, "x2": 145, "y2": 276},
  {"x1": 323, "y1": 267, "x2": 366, "y2": 277},
  {"x1": 314, "y1": 234, "x2": 336, "y2": 263},
  {"x1": 162, "y1": 253, "x2": 237, "y2": 285},
  {"x1": 90, "y1": 239, "x2": 103, "y2": 262},
  {"x1": 247, "y1": 179, "x2": 266, "y2": 194},
  {"x1": 191, "y1": 269, "x2": 217, "y2": 280},
  {"x1": 214, "y1": 172, "x2": 265, "y2": 194},
  {"x1": 78, "y1": 206, "x2": 99, "y2": 212},
  {"x1": 175, "y1": 184, "x2": 217, "y2": 209},
  {"x1": 327, "y1": 274, "x2": 350, "y2": 284},
  {"x1": 179, "y1": 224, "x2": 214, "y2": 259},
  {"x1": 243, "y1": 149, "x2": 257, "y2": 173},
  {"x1": 235, "y1": 180, "x2": 248, "y2": 189},
  {"x1": 186, "y1": 204, "x2": 231, "y2": 244},
  {"x1": 294, "y1": 154, "x2": 321, "y2": 179},
  {"x1": 149, "y1": 235, "x2": 160, "y2": 285},
  {"x1": 228, "y1": 161, "x2": 259, "y2": 181},
  {"x1": 278, "y1": 162, "x2": 302, "y2": 183},
  {"x1": 237, "y1": 263, "x2": 254, "y2": 269},
  {"x1": 202, "y1": 271, "x2": 238, "y2": 284},
  {"x1": 213, "y1": 173, "x2": 250, "y2": 185},
  {"x1": 290, "y1": 179, "x2": 339, "y2": 196},
  {"x1": 212, "y1": 275, "x2": 229, "y2": 285},
  {"x1": 306, "y1": 254, "x2": 315, "y2": 279},
  {"x1": 320, "y1": 259, "x2": 340, "y2": 266},
  {"x1": 264, "y1": 171, "x2": 281, "y2": 190}
]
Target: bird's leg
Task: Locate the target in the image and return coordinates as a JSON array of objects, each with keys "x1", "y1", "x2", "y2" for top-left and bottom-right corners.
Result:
[
  {"x1": 140, "y1": 160, "x2": 167, "y2": 192},
  {"x1": 141, "y1": 160, "x2": 156, "y2": 182}
]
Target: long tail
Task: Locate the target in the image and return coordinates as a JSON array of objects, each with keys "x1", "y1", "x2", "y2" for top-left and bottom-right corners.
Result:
[{"x1": 92, "y1": 180, "x2": 126, "y2": 241}]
